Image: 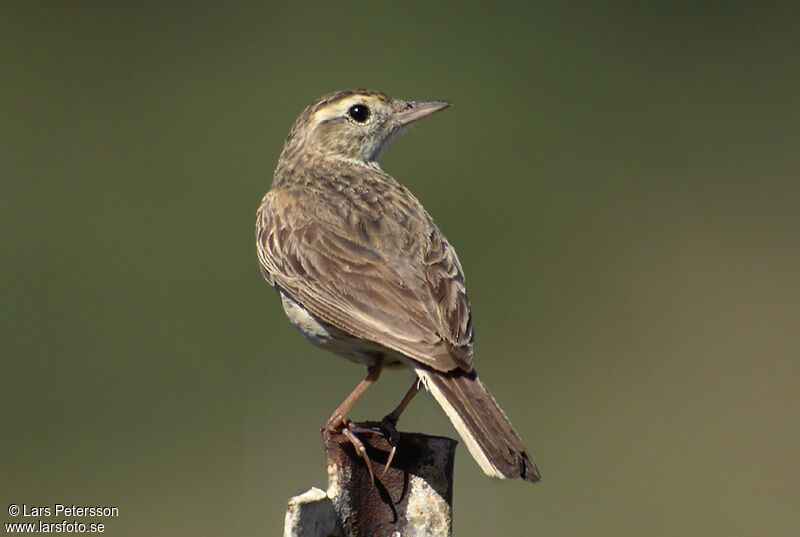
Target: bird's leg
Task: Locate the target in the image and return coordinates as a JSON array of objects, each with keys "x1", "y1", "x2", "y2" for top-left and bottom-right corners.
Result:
[
  {"x1": 326, "y1": 364, "x2": 383, "y2": 484},
  {"x1": 326, "y1": 363, "x2": 383, "y2": 431},
  {"x1": 384, "y1": 376, "x2": 423, "y2": 426},
  {"x1": 381, "y1": 377, "x2": 422, "y2": 473},
  {"x1": 351, "y1": 377, "x2": 423, "y2": 475}
]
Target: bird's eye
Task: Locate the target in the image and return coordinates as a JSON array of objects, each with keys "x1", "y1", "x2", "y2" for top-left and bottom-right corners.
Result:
[{"x1": 348, "y1": 104, "x2": 370, "y2": 123}]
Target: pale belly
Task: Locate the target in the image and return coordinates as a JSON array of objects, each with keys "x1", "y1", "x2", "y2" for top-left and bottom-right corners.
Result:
[{"x1": 278, "y1": 290, "x2": 408, "y2": 368}]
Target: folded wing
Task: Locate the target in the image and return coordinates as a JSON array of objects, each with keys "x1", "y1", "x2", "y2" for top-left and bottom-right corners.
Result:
[{"x1": 256, "y1": 188, "x2": 473, "y2": 373}]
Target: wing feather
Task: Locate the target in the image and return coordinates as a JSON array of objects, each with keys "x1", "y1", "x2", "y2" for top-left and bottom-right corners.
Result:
[{"x1": 256, "y1": 188, "x2": 473, "y2": 372}]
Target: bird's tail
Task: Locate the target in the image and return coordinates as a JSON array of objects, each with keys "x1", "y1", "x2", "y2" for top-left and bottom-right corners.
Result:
[{"x1": 416, "y1": 368, "x2": 540, "y2": 482}]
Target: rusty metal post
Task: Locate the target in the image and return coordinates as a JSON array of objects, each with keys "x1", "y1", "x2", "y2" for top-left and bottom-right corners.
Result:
[{"x1": 283, "y1": 431, "x2": 457, "y2": 537}]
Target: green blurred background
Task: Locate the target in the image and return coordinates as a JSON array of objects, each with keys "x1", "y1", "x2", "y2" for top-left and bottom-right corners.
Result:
[{"x1": 2, "y1": 1, "x2": 798, "y2": 535}]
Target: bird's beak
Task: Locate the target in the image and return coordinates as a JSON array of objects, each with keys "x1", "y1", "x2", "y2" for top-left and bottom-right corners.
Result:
[{"x1": 392, "y1": 100, "x2": 451, "y2": 127}]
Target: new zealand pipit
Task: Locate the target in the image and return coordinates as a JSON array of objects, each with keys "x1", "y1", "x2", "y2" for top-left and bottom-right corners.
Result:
[{"x1": 256, "y1": 89, "x2": 540, "y2": 482}]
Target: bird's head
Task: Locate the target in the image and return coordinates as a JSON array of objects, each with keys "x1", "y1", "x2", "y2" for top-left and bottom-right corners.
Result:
[{"x1": 281, "y1": 90, "x2": 451, "y2": 164}]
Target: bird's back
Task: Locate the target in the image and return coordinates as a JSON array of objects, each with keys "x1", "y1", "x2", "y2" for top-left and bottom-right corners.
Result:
[
  {"x1": 273, "y1": 159, "x2": 432, "y2": 259},
  {"x1": 256, "y1": 157, "x2": 474, "y2": 373}
]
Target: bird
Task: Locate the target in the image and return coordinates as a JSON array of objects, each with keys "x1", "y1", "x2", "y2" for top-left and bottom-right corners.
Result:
[{"x1": 255, "y1": 89, "x2": 540, "y2": 483}]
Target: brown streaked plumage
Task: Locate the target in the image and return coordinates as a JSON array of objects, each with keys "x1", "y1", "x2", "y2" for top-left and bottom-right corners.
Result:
[{"x1": 255, "y1": 89, "x2": 540, "y2": 482}]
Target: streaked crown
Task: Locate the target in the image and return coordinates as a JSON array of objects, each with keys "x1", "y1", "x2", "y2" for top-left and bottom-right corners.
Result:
[{"x1": 279, "y1": 89, "x2": 450, "y2": 164}]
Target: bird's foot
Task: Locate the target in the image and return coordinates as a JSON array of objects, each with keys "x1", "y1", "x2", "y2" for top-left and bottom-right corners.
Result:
[
  {"x1": 349, "y1": 415, "x2": 400, "y2": 476},
  {"x1": 325, "y1": 413, "x2": 349, "y2": 433},
  {"x1": 325, "y1": 416, "x2": 378, "y2": 484},
  {"x1": 341, "y1": 427, "x2": 376, "y2": 484}
]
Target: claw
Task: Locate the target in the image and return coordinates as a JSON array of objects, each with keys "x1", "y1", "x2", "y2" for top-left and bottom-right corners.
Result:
[
  {"x1": 350, "y1": 416, "x2": 401, "y2": 476},
  {"x1": 382, "y1": 445, "x2": 397, "y2": 477},
  {"x1": 342, "y1": 427, "x2": 376, "y2": 484}
]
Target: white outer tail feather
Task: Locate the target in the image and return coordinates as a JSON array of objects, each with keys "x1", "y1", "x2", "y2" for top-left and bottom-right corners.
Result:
[{"x1": 415, "y1": 368, "x2": 507, "y2": 479}]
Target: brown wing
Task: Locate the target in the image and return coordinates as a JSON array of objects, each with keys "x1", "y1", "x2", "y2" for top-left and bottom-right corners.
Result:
[
  {"x1": 422, "y1": 226, "x2": 473, "y2": 363},
  {"x1": 256, "y1": 188, "x2": 473, "y2": 373}
]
